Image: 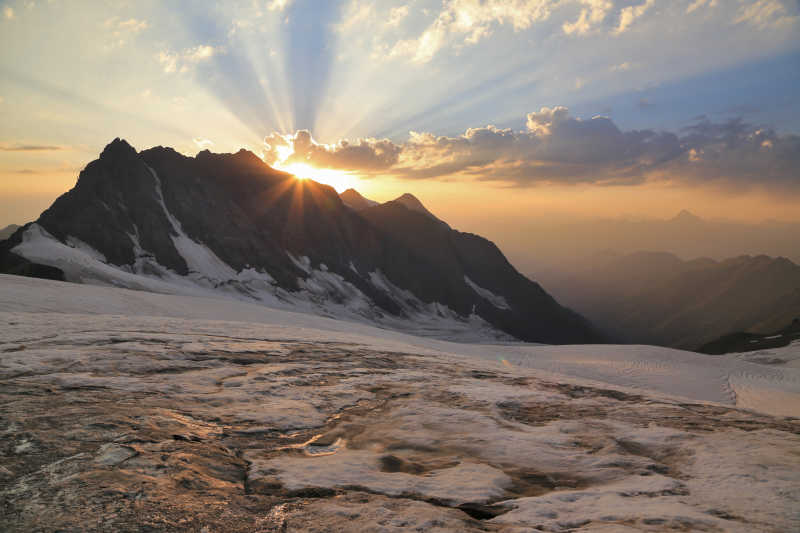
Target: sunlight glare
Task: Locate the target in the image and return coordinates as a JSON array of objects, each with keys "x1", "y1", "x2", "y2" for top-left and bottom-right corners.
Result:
[{"x1": 275, "y1": 162, "x2": 356, "y2": 193}]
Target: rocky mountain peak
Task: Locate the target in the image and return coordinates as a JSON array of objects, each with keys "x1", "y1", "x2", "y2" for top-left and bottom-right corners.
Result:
[
  {"x1": 0, "y1": 138, "x2": 603, "y2": 344},
  {"x1": 671, "y1": 209, "x2": 702, "y2": 224},
  {"x1": 340, "y1": 188, "x2": 378, "y2": 211},
  {"x1": 392, "y1": 193, "x2": 438, "y2": 220},
  {"x1": 99, "y1": 137, "x2": 138, "y2": 160}
]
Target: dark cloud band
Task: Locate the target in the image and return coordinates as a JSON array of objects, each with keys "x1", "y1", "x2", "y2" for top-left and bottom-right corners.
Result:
[{"x1": 263, "y1": 107, "x2": 800, "y2": 192}]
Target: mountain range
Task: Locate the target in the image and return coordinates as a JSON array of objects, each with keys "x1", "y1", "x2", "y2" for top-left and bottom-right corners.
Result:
[
  {"x1": 503, "y1": 210, "x2": 800, "y2": 276},
  {"x1": 0, "y1": 139, "x2": 601, "y2": 344},
  {"x1": 536, "y1": 250, "x2": 800, "y2": 350}
]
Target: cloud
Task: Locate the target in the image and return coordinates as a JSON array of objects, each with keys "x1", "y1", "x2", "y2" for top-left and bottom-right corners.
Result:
[
  {"x1": 686, "y1": 0, "x2": 717, "y2": 14},
  {"x1": 0, "y1": 143, "x2": 64, "y2": 151},
  {"x1": 103, "y1": 17, "x2": 149, "y2": 48},
  {"x1": 610, "y1": 61, "x2": 633, "y2": 71},
  {"x1": 267, "y1": 0, "x2": 293, "y2": 11},
  {"x1": 734, "y1": 0, "x2": 798, "y2": 29},
  {"x1": 376, "y1": 0, "x2": 663, "y2": 62},
  {"x1": 386, "y1": 5, "x2": 409, "y2": 27},
  {"x1": 261, "y1": 108, "x2": 800, "y2": 193},
  {"x1": 157, "y1": 44, "x2": 219, "y2": 74},
  {"x1": 673, "y1": 117, "x2": 800, "y2": 189},
  {"x1": 193, "y1": 138, "x2": 214, "y2": 149},
  {"x1": 3, "y1": 6, "x2": 13, "y2": 19},
  {"x1": 263, "y1": 130, "x2": 401, "y2": 171},
  {"x1": 614, "y1": 0, "x2": 654, "y2": 34},
  {"x1": 105, "y1": 17, "x2": 149, "y2": 34},
  {"x1": 337, "y1": 0, "x2": 374, "y2": 32},
  {"x1": 391, "y1": 107, "x2": 686, "y2": 185},
  {"x1": 563, "y1": 0, "x2": 612, "y2": 35},
  {"x1": 388, "y1": 0, "x2": 557, "y2": 63}
]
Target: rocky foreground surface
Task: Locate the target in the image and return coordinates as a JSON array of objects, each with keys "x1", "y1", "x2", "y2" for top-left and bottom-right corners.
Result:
[{"x1": 1, "y1": 308, "x2": 798, "y2": 532}]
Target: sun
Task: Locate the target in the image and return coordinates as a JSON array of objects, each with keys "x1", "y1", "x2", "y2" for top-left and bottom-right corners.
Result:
[{"x1": 275, "y1": 162, "x2": 356, "y2": 193}]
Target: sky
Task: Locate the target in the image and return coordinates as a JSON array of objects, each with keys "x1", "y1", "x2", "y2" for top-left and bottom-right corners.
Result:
[{"x1": 1, "y1": 0, "x2": 799, "y2": 236}]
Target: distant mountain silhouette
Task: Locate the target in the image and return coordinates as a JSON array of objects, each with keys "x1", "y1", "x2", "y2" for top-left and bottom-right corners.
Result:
[
  {"x1": 510, "y1": 211, "x2": 800, "y2": 275},
  {"x1": 339, "y1": 188, "x2": 378, "y2": 211},
  {"x1": 0, "y1": 224, "x2": 20, "y2": 241},
  {"x1": 536, "y1": 250, "x2": 800, "y2": 350},
  {"x1": 390, "y1": 193, "x2": 441, "y2": 221},
  {"x1": 669, "y1": 209, "x2": 703, "y2": 224},
  {"x1": 0, "y1": 139, "x2": 602, "y2": 344},
  {"x1": 699, "y1": 318, "x2": 800, "y2": 355}
]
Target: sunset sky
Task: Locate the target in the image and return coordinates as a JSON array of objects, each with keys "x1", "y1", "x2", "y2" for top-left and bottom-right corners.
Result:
[{"x1": 1, "y1": 0, "x2": 799, "y2": 234}]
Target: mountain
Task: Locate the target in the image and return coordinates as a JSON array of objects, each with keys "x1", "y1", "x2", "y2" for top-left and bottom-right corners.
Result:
[
  {"x1": 699, "y1": 319, "x2": 800, "y2": 355},
  {"x1": 391, "y1": 193, "x2": 440, "y2": 221},
  {"x1": 0, "y1": 138, "x2": 601, "y2": 344},
  {"x1": 505, "y1": 211, "x2": 800, "y2": 276},
  {"x1": 339, "y1": 189, "x2": 441, "y2": 222},
  {"x1": 535, "y1": 251, "x2": 800, "y2": 350},
  {"x1": 669, "y1": 209, "x2": 703, "y2": 225},
  {"x1": 0, "y1": 224, "x2": 20, "y2": 240},
  {"x1": 339, "y1": 188, "x2": 378, "y2": 211}
]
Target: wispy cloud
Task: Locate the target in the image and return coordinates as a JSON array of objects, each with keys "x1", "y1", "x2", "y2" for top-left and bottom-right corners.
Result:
[
  {"x1": 614, "y1": 0, "x2": 654, "y2": 35},
  {"x1": 563, "y1": 0, "x2": 612, "y2": 36},
  {"x1": 267, "y1": 0, "x2": 293, "y2": 11},
  {"x1": 103, "y1": 17, "x2": 149, "y2": 49},
  {"x1": 386, "y1": 5, "x2": 409, "y2": 27},
  {"x1": 0, "y1": 143, "x2": 64, "y2": 151},
  {"x1": 193, "y1": 137, "x2": 214, "y2": 149},
  {"x1": 610, "y1": 61, "x2": 633, "y2": 72},
  {"x1": 686, "y1": 0, "x2": 717, "y2": 14},
  {"x1": 734, "y1": 0, "x2": 798, "y2": 29},
  {"x1": 387, "y1": 0, "x2": 556, "y2": 63},
  {"x1": 157, "y1": 44, "x2": 219, "y2": 74}
]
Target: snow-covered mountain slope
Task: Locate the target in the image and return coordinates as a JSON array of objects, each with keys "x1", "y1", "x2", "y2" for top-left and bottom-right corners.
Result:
[
  {"x1": 1, "y1": 273, "x2": 798, "y2": 532},
  {"x1": 0, "y1": 139, "x2": 600, "y2": 344},
  {"x1": 9, "y1": 223, "x2": 511, "y2": 343},
  {"x1": 2, "y1": 273, "x2": 798, "y2": 417}
]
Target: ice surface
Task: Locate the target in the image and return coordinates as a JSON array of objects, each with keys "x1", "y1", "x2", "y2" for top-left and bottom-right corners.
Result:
[
  {"x1": 1, "y1": 273, "x2": 798, "y2": 416},
  {"x1": 732, "y1": 339, "x2": 800, "y2": 368},
  {"x1": 0, "y1": 273, "x2": 798, "y2": 532},
  {"x1": 254, "y1": 449, "x2": 512, "y2": 505}
]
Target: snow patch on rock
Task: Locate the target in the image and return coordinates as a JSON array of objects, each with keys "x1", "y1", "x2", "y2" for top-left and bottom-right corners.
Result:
[{"x1": 464, "y1": 275, "x2": 511, "y2": 310}]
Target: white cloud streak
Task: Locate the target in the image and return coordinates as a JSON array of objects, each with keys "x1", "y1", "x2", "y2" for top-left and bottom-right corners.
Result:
[{"x1": 157, "y1": 45, "x2": 219, "y2": 74}]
